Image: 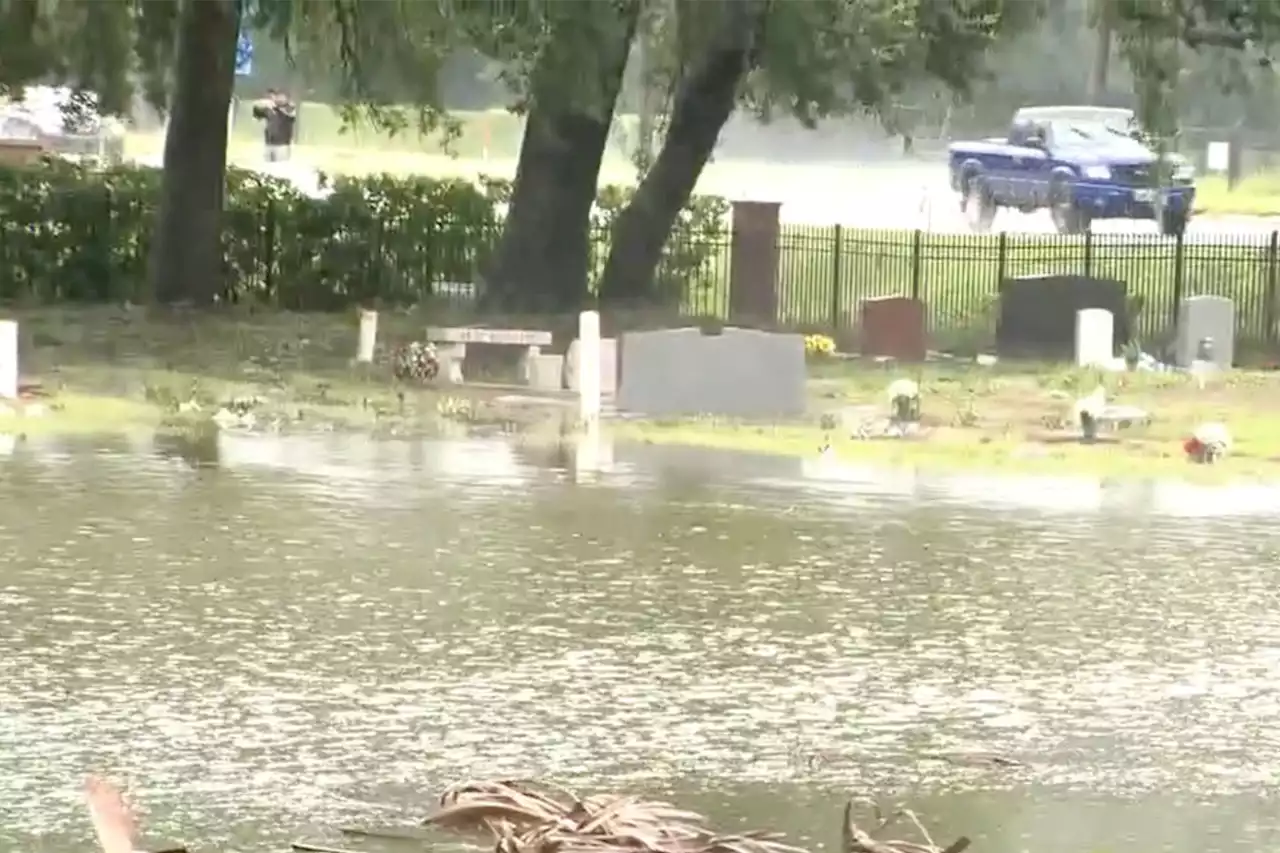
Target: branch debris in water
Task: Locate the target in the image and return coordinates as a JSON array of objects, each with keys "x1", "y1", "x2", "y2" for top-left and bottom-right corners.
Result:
[{"x1": 415, "y1": 779, "x2": 969, "y2": 853}]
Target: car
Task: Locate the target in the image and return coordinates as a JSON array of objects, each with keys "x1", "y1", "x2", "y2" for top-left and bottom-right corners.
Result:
[
  {"x1": 947, "y1": 106, "x2": 1196, "y2": 236},
  {"x1": 0, "y1": 86, "x2": 126, "y2": 168}
]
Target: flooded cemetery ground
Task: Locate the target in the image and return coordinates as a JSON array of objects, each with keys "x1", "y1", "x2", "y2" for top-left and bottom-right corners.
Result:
[
  {"x1": 13, "y1": 306, "x2": 1280, "y2": 481},
  {"x1": 4, "y1": 431, "x2": 1280, "y2": 853}
]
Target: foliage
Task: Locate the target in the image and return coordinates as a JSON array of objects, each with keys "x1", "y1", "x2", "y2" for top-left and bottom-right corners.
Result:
[
  {"x1": 476, "y1": 175, "x2": 729, "y2": 305},
  {"x1": 0, "y1": 159, "x2": 500, "y2": 308},
  {"x1": 0, "y1": 160, "x2": 727, "y2": 310},
  {"x1": 0, "y1": 0, "x2": 178, "y2": 114}
]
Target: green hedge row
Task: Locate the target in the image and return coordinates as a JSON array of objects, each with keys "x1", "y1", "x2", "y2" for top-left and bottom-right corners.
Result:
[{"x1": 0, "y1": 159, "x2": 729, "y2": 310}]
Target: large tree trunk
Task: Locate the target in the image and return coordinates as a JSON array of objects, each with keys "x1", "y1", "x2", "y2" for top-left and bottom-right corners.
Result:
[
  {"x1": 597, "y1": 2, "x2": 758, "y2": 305},
  {"x1": 483, "y1": 8, "x2": 638, "y2": 314},
  {"x1": 148, "y1": 0, "x2": 238, "y2": 305}
]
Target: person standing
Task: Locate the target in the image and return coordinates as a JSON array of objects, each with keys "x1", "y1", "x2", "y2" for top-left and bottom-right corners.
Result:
[{"x1": 250, "y1": 88, "x2": 297, "y2": 162}]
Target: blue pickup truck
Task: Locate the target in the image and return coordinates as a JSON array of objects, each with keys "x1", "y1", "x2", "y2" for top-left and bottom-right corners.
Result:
[{"x1": 948, "y1": 106, "x2": 1196, "y2": 236}]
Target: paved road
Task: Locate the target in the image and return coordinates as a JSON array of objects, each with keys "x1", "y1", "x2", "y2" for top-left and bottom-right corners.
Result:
[{"x1": 697, "y1": 162, "x2": 1280, "y2": 240}]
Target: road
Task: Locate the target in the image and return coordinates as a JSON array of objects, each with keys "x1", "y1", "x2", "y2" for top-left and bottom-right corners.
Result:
[{"x1": 695, "y1": 161, "x2": 1280, "y2": 240}]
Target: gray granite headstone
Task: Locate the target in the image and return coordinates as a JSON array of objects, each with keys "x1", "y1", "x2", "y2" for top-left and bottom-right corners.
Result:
[
  {"x1": 616, "y1": 327, "x2": 806, "y2": 419},
  {"x1": 1176, "y1": 296, "x2": 1234, "y2": 369}
]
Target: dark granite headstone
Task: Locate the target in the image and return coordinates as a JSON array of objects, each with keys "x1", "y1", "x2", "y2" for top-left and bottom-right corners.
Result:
[{"x1": 996, "y1": 274, "x2": 1129, "y2": 360}]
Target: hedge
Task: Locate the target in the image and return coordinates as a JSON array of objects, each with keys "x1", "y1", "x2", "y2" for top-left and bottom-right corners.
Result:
[{"x1": 0, "y1": 159, "x2": 728, "y2": 311}]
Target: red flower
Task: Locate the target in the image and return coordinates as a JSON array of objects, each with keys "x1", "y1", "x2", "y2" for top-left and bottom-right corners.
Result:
[{"x1": 1183, "y1": 436, "x2": 1203, "y2": 456}]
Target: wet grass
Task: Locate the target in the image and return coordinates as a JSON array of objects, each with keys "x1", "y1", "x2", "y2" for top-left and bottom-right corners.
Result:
[
  {"x1": 616, "y1": 358, "x2": 1280, "y2": 482},
  {"x1": 11, "y1": 305, "x2": 585, "y2": 438}
]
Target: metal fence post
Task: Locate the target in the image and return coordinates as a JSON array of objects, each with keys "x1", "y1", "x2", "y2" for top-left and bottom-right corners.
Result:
[
  {"x1": 1267, "y1": 231, "x2": 1279, "y2": 344},
  {"x1": 829, "y1": 224, "x2": 843, "y2": 332},
  {"x1": 1170, "y1": 231, "x2": 1185, "y2": 336},
  {"x1": 910, "y1": 229, "x2": 923, "y2": 302},
  {"x1": 1083, "y1": 229, "x2": 1094, "y2": 278},
  {"x1": 995, "y1": 232, "x2": 1007, "y2": 291}
]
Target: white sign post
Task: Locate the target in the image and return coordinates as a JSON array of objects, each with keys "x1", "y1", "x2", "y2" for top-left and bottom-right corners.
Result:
[
  {"x1": 356, "y1": 309, "x2": 378, "y2": 363},
  {"x1": 1206, "y1": 141, "x2": 1230, "y2": 173},
  {"x1": 0, "y1": 320, "x2": 18, "y2": 400}
]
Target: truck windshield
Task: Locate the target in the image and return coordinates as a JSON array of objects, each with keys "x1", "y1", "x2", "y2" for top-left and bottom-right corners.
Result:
[{"x1": 1050, "y1": 118, "x2": 1136, "y2": 141}]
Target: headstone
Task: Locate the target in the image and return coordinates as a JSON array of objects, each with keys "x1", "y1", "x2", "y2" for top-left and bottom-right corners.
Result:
[
  {"x1": 577, "y1": 310, "x2": 601, "y2": 424},
  {"x1": 0, "y1": 320, "x2": 17, "y2": 400},
  {"x1": 526, "y1": 354, "x2": 564, "y2": 392},
  {"x1": 564, "y1": 337, "x2": 618, "y2": 397},
  {"x1": 997, "y1": 275, "x2": 1128, "y2": 360},
  {"x1": 860, "y1": 296, "x2": 927, "y2": 362},
  {"x1": 356, "y1": 309, "x2": 377, "y2": 363},
  {"x1": 616, "y1": 327, "x2": 806, "y2": 419},
  {"x1": 1075, "y1": 308, "x2": 1115, "y2": 367},
  {"x1": 1176, "y1": 295, "x2": 1234, "y2": 370}
]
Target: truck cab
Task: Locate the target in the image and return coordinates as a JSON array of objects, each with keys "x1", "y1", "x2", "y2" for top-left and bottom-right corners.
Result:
[{"x1": 948, "y1": 106, "x2": 1196, "y2": 236}]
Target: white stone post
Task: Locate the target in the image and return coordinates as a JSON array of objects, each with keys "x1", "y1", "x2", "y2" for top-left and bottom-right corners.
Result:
[
  {"x1": 0, "y1": 320, "x2": 18, "y2": 400},
  {"x1": 356, "y1": 309, "x2": 378, "y2": 363},
  {"x1": 578, "y1": 310, "x2": 601, "y2": 425}
]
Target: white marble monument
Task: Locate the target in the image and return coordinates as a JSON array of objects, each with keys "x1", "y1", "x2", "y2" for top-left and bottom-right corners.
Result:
[{"x1": 1074, "y1": 308, "x2": 1114, "y2": 368}]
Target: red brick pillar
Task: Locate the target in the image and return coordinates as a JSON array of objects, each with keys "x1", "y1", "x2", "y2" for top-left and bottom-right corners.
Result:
[{"x1": 729, "y1": 201, "x2": 781, "y2": 325}]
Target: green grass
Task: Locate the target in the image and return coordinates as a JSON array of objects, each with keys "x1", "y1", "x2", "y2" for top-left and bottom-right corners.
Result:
[
  {"x1": 613, "y1": 359, "x2": 1280, "y2": 483},
  {"x1": 226, "y1": 102, "x2": 642, "y2": 164},
  {"x1": 771, "y1": 228, "x2": 1277, "y2": 349},
  {"x1": 1196, "y1": 172, "x2": 1280, "y2": 217}
]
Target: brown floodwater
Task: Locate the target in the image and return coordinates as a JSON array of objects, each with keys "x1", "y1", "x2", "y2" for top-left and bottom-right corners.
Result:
[{"x1": 2, "y1": 433, "x2": 1280, "y2": 853}]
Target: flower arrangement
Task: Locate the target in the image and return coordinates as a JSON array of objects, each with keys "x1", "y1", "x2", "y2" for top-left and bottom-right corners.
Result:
[
  {"x1": 804, "y1": 334, "x2": 836, "y2": 358},
  {"x1": 392, "y1": 341, "x2": 441, "y2": 382}
]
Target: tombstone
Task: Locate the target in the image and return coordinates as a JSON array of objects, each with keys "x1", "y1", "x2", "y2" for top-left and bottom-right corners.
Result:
[
  {"x1": 355, "y1": 309, "x2": 377, "y2": 363},
  {"x1": 0, "y1": 320, "x2": 16, "y2": 400},
  {"x1": 1176, "y1": 295, "x2": 1234, "y2": 370},
  {"x1": 1075, "y1": 309, "x2": 1115, "y2": 368},
  {"x1": 526, "y1": 354, "x2": 565, "y2": 392},
  {"x1": 996, "y1": 274, "x2": 1128, "y2": 360},
  {"x1": 860, "y1": 296, "x2": 927, "y2": 362},
  {"x1": 617, "y1": 327, "x2": 806, "y2": 419},
  {"x1": 564, "y1": 337, "x2": 619, "y2": 397}
]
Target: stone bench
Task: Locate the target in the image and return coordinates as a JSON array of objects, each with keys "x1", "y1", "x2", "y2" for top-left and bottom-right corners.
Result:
[{"x1": 425, "y1": 326, "x2": 556, "y2": 386}]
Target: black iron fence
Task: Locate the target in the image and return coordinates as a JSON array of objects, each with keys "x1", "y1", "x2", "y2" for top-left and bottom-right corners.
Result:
[
  {"x1": 3, "y1": 169, "x2": 1278, "y2": 350},
  {"x1": 756, "y1": 227, "x2": 1280, "y2": 349}
]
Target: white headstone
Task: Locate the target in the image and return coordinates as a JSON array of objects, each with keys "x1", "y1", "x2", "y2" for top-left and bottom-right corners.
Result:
[
  {"x1": 356, "y1": 309, "x2": 378, "y2": 363},
  {"x1": 1074, "y1": 309, "x2": 1114, "y2": 368},
  {"x1": 0, "y1": 320, "x2": 17, "y2": 400},
  {"x1": 578, "y1": 310, "x2": 601, "y2": 424},
  {"x1": 1176, "y1": 295, "x2": 1234, "y2": 370},
  {"x1": 1206, "y1": 141, "x2": 1230, "y2": 173}
]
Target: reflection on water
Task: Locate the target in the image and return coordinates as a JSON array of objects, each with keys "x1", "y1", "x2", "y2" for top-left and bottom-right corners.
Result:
[{"x1": 2, "y1": 435, "x2": 1280, "y2": 853}]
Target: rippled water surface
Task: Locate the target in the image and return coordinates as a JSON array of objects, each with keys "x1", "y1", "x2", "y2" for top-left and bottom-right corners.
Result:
[{"x1": 4, "y1": 435, "x2": 1280, "y2": 853}]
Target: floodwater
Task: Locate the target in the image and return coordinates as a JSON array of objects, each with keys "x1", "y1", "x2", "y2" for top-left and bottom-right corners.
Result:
[{"x1": 4, "y1": 433, "x2": 1280, "y2": 853}]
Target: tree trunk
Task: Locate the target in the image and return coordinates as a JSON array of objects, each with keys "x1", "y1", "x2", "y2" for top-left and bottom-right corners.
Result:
[
  {"x1": 148, "y1": 0, "x2": 239, "y2": 305},
  {"x1": 483, "y1": 10, "x2": 638, "y2": 314},
  {"x1": 1088, "y1": 0, "x2": 1112, "y2": 102},
  {"x1": 597, "y1": 3, "x2": 757, "y2": 305}
]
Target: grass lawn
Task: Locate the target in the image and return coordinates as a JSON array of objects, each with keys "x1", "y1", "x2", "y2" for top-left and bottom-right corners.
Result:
[
  {"x1": 613, "y1": 357, "x2": 1280, "y2": 483},
  {"x1": 1196, "y1": 173, "x2": 1280, "y2": 217},
  {"x1": 9, "y1": 305, "x2": 1280, "y2": 483},
  {"x1": 8, "y1": 305, "x2": 583, "y2": 440}
]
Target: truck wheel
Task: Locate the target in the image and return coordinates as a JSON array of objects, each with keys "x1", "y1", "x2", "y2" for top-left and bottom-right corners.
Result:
[
  {"x1": 963, "y1": 179, "x2": 996, "y2": 233},
  {"x1": 1049, "y1": 180, "x2": 1089, "y2": 235},
  {"x1": 1160, "y1": 209, "x2": 1188, "y2": 237}
]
